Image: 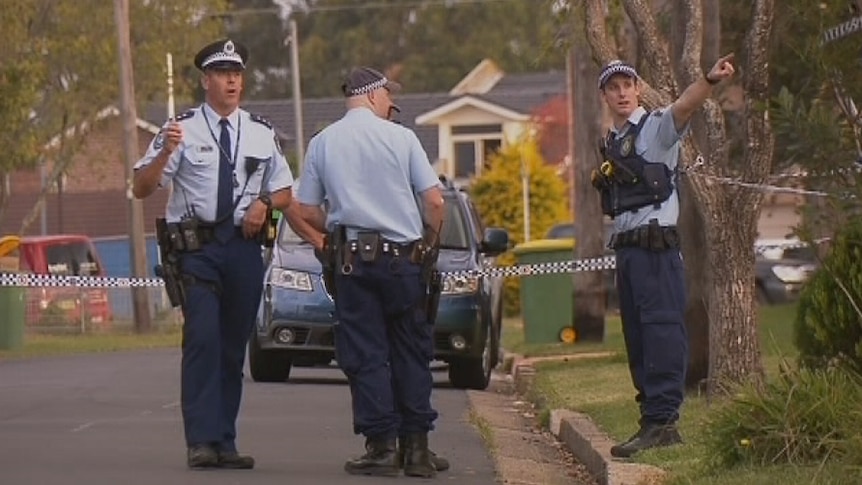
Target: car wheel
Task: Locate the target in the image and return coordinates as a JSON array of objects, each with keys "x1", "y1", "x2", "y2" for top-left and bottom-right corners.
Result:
[
  {"x1": 248, "y1": 332, "x2": 293, "y2": 382},
  {"x1": 448, "y1": 324, "x2": 495, "y2": 390}
]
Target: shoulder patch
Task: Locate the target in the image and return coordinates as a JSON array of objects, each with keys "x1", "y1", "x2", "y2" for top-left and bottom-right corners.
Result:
[
  {"x1": 249, "y1": 113, "x2": 273, "y2": 129},
  {"x1": 175, "y1": 109, "x2": 195, "y2": 121}
]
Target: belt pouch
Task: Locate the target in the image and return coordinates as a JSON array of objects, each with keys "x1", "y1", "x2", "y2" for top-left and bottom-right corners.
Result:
[
  {"x1": 356, "y1": 231, "x2": 380, "y2": 262},
  {"x1": 167, "y1": 223, "x2": 186, "y2": 252},
  {"x1": 180, "y1": 218, "x2": 201, "y2": 251}
]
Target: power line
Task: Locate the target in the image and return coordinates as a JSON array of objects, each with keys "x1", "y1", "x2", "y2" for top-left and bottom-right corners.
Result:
[{"x1": 222, "y1": 0, "x2": 522, "y2": 17}]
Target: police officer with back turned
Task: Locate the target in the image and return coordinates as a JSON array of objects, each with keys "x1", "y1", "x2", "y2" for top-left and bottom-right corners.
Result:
[
  {"x1": 132, "y1": 39, "x2": 294, "y2": 469},
  {"x1": 296, "y1": 66, "x2": 445, "y2": 478},
  {"x1": 591, "y1": 54, "x2": 735, "y2": 458}
]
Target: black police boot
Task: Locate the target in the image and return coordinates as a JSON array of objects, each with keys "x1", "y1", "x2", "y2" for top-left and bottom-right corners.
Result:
[
  {"x1": 187, "y1": 444, "x2": 219, "y2": 469},
  {"x1": 216, "y1": 450, "x2": 255, "y2": 469},
  {"x1": 397, "y1": 435, "x2": 450, "y2": 472},
  {"x1": 402, "y1": 432, "x2": 436, "y2": 478},
  {"x1": 344, "y1": 436, "x2": 399, "y2": 477},
  {"x1": 610, "y1": 423, "x2": 682, "y2": 458}
]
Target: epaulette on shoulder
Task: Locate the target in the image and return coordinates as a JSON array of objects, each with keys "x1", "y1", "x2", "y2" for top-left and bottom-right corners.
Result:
[
  {"x1": 249, "y1": 113, "x2": 273, "y2": 129},
  {"x1": 175, "y1": 109, "x2": 195, "y2": 121}
]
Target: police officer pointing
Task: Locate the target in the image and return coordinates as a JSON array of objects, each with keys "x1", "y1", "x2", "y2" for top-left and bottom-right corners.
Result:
[
  {"x1": 133, "y1": 39, "x2": 294, "y2": 469},
  {"x1": 592, "y1": 54, "x2": 735, "y2": 458},
  {"x1": 296, "y1": 67, "x2": 445, "y2": 478}
]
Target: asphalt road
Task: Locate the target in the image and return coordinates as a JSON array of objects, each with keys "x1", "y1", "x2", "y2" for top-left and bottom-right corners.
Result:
[{"x1": 0, "y1": 349, "x2": 497, "y2": 485}]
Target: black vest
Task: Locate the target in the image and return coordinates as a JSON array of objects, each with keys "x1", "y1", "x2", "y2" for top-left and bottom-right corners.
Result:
[{"x1": 597, "y1": 112, "x2": 675, "y2": 218}]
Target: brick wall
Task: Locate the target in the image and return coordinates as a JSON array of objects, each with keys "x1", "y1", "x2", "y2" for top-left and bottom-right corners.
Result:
[{"x1": 2, "y1": 116, "x2": 169, "y2": 237}]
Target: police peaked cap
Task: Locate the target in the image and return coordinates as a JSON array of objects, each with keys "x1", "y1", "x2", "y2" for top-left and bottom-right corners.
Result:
[
  {"x1": 342, "y1": 67, "x2": 402, "y2": 97},
  {"x1": 194, "y1": 39, "x2": 248, "y2": 71},
  {"x1": 598, "y1": 60, "x2": 639, "y2": 89}
]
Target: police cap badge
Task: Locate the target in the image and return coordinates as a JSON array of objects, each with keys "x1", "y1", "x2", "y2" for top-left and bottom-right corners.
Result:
[{"x1": 194, "y1": 39, "x2": 249, "y2": 71}]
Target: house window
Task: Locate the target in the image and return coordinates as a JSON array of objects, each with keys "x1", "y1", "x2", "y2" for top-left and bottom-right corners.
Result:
[{"x1": 451, "y1": 124, "x2": 503, "y2": 179}]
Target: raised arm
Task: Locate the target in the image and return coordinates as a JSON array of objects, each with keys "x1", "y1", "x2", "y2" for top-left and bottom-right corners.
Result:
[{"x1": 670, "y1": 53, "x2": 735, "y2": 131}]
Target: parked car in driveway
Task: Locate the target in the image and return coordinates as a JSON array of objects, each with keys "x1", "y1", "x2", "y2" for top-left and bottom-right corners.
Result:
[
  {"x1": 755, "y1": 239, "x2": 818, "y2": 305},
  {"x1": 249, "y1": 179, "x2": 510, "y2": 390}
]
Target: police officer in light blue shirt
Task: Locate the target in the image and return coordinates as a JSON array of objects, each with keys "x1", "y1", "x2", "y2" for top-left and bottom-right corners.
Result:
[
  {"x1": 592, "y1": 55, "x2": 735, "y2": 458},
  {"x1": 297, "y1": 67, "x2": 445, "y2": 478},
  {"x1": 133, "y1": 38, "x2": 293, "y2": 470}
]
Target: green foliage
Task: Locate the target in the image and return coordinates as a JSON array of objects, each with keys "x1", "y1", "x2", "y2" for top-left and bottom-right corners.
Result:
[
  {"x1": 766, "y1": 2, "x2": 862, "y2": 233},
  {"x1": 0, "y1": 1, "x2": 46, "y2": 172},
  {"x1": 795, "y1": 218, "x2": 862, "y2": 372},
  {"x1": 703, "y1": 364, "x2": 862, "y2": 475},
  {"x1": 469, "y1": 138, "x2": 569, "y2": 316},
  {"x1": 1, "y1": 0, "x2": 226, "y2": 177},
  {"x1": 294, "y1": 0, "x2": 565, "y2": 97}
]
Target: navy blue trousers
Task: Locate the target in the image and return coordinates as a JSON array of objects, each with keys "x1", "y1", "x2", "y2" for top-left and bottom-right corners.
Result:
[
  {"x1": 615, "y1": 246, "x2": 688, "y2": 425},
  {"x1": 333, "y1": 254, "x2": 438, "y2": 439},
  {"x1": 178, "y1": 235, "x2": 263, "y2": 451}
]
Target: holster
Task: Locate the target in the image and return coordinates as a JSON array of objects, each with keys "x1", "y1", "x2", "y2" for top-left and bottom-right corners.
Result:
[
  {"x1": 424, "y1": 268, "x2": 442, "y2": 325},
  {"x1": 321, "y1": 224, "x2": 346, "y2": 298},
  {"x1": 419, "y1": 241, "x2": 442, "y2": 325},
  {"x1": 155, "y1": 218, "x2": 187, "y2": 307}
]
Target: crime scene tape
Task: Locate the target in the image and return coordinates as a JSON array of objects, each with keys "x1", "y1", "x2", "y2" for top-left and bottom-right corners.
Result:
[
  {"x1": 682, "y1": 155, "x2": 858, "y2": 199},
  {"x1": 0, "y1": 239, "x2": 817, "y2": 288}
]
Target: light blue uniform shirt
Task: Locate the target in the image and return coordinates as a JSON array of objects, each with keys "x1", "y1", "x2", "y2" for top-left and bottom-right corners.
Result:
[
  {"x1": 611, "y1": 106, "x2": 687, "y2": 232},
  {"x1": 135, "y1": 104, "x2": 294, "y2": 225},
  {"x1": 297, "y1": 107, "x2": 440, "y2": 243}
]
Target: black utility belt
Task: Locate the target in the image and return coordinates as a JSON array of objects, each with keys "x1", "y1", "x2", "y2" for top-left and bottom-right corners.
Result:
[
  {"x1": 161, "y1": 219, "x2": 241, "y2": 252},
  {"x1": 345, "y1": 232, "x2": 424, "y2": 264},
  {"x1": 609, "y1": 224, "x2": 679, "y2": 251}
]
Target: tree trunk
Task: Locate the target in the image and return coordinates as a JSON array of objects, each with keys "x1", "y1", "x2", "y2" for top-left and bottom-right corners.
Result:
[
  {"x1": 570, "y1": 42, "x2": 606, "y2": 343},
  {"x1": 669, "y1": 0, "x2": 720, "y2": 390}
]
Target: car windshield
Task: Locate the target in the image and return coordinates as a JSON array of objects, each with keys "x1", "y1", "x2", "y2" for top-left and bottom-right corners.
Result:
[
  {"x1": 439, "y1": 196, "x2": 469, "y2": 249},
  {"x1": 276, "y1": 197, "x2": 470, "y2": 249}
]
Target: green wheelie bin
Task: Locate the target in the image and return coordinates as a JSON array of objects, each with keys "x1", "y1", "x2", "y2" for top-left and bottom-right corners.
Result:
[
  {"x1": 513, "y1": 239, "x2": 575, "y2": 344},
  {"x1": 0, "y1": 280, "x2": 25, "y2": 350}
]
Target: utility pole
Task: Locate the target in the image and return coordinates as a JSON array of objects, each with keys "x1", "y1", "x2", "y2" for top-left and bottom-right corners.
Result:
[
  {"x1": 569, "y1": 43, "x2": 605, "y2": 343},
  {"x1": 114, "y1": 0, "x2": 152, "y2": 332},
  {"x1": 289, "y1": 18, "x2": 305, "y2": 173}
]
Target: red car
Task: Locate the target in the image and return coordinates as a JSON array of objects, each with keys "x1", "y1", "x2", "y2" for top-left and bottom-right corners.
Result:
[{"x1": 18, "y1": 235, "x2": 112, "y2": 329}]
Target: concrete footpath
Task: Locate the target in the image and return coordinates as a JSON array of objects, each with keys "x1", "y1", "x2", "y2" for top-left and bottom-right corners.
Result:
[{"x1": 506, "y1": 353, "x2": 667, "y2": 485}]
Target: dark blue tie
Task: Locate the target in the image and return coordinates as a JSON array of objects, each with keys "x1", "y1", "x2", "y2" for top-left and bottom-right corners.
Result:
[{"x1": 216, "y1": 119, "x2": 234, "y2": 242}]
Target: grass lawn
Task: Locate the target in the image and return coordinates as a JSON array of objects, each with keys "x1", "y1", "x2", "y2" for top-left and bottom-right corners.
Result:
[
  {"x1": 0, "y1": 324, "x2": 182, "y2": 360},
  {"x1": 512, "y1": 303, "x2": 857, "y2": 484}
]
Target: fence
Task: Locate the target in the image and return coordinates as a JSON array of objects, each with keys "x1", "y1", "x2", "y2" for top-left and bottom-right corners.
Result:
[{"x1": 21, "y1": 285, "x2": 181, "y2": 334}]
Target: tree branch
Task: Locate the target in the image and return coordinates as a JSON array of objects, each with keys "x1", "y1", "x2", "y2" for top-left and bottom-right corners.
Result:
[
  {"x1": 622, "y1": 0, "x2": 677, "y2": 93},
  {"x1": 678, "y1": 0, "x2": 703, "y2": 86},
  {"x1": 741, "y1": 0, "x2": 775, "y2": 188}
]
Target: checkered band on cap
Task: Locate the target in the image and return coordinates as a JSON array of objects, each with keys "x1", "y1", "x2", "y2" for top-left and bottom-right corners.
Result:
[
  {"x1": 194, "y1": 39, "x2": 248, "y2": 71},
  {"x1": 342, "y1": 66, "x2": 401, "y2": 97},
  {"x1": 348, "y1": 77, "x2": 389, "y2": 96},
  {"x1": 201, "y1": 40, "x2": 244, "y2": 69},
  {"x1": 598, "y1": 60, "x2": 638, "y2": 89}
]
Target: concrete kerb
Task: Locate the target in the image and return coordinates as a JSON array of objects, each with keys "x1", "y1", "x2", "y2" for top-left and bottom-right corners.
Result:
[{"x1": 506, "y1": 352, "x2": 667, "y2": 485}]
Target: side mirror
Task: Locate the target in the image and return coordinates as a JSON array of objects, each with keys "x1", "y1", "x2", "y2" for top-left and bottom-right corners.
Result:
[{"x1": 481, "y1": 228, "x2": 509, "y2": 256}]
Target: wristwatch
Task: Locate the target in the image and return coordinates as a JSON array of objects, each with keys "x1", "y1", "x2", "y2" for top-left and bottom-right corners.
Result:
[{"x1": 257, "y1": 193, "x2": 273, "y2": 209}]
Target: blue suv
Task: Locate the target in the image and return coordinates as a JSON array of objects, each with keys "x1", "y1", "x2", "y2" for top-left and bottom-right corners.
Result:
[{"x1": 249, "y1": 179, "x2": 510, "y2": 390}]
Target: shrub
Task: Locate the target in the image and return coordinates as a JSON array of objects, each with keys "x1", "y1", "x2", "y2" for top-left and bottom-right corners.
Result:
[
  {"x1": 703, "y1": 363, "x2": 862, "y2": 471},
  {"x1": 469, "y1": 137, "x2": 569, "y2": 316},
  {"x1": 794, "y1": 218, "x2": 862, "y2": 372}
]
